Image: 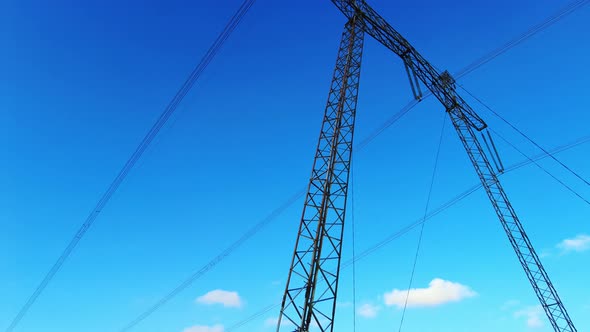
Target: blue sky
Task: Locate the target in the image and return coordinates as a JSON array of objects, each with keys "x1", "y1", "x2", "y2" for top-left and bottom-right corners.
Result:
[{"x1": 1, "y1": 0, "x2": 589, "y2": 331}]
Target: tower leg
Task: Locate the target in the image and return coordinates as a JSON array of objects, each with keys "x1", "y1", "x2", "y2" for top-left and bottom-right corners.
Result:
[
  {"x1": 276, "y1": 14, "x2": 365, "y2": 332},
  {"x1": 447, "y1": 105, "x2": 577, "y2": 332}
]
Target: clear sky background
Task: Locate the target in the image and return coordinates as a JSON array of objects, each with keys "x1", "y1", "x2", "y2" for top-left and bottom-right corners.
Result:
[{"x1": 1, "y1": 0, "x2": 589, "y2": 332}]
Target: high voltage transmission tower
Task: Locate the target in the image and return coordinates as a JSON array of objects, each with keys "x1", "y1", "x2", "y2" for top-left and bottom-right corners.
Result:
[{"x1": 276, "y1": 1, "x2": 578, "y2": 332}]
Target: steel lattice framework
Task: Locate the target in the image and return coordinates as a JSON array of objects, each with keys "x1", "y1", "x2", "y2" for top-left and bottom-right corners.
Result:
[
  {"x1": 277, "y1": 1, "x2": 577, "y2": 331},
  {"x1": 276, "y1": 14, "x2": 364, "y2": 332}
]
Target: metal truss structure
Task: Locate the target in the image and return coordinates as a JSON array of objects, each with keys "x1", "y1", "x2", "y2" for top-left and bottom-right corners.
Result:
[
  {"x1": 276, "y1": 14, "x2": 364, "y2": 332},
  {"x1": 277, "y1": 1, "x2": 577, "y2": 331}
]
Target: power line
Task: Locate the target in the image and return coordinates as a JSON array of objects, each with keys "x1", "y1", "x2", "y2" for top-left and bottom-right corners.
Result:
[
  {"x1": 355, "y1": 99, "x2": 419, "y2": 150},
  {"x1": 115, "y1": 64, "x2": 418, "y2": 332},
  {"x1": 492, "y1": 129, "x2": 590, "y2": 206},
  {"x1": 111, "y1": 1, "x2": 590, "y2": 329},
  {"x1": 226, "y1": 304, "x2": 279, "y2": 331},
  {"x1": 116, "y1": 186, "x2": 301, "y2": 331},
  {"x1": 223, "y1": 134, "x2": 590, "y2": 331},
  {"x1": 506, "y1": 135, "x2": 590, "y2": 172},
  {"x1": 351, "y1": 160, "x2": 358, "y2": 332},
  {"x1": 356, "y1": 0, "x2": 590, "y2": 152},
  {"x1": 4, "y1": 1, "x2": 257, "y2": 332},
  {"x1": 454, "y1": 0, "x2": 590, "y2": 79},
  {"x1": 343, "y1": 134, "x2": 590, "y2": 269},
  {"x1": 398, "y1": 115, "x2": 446, "y2": 332},
  {"x1": 115, "y1": 99, "x2": 418, "y2": 332},
  {"x1": 461, "y1": 86, "x2": 590, "y2": 188}
]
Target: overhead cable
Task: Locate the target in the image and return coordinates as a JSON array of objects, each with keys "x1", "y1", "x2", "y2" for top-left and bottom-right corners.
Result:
[
  {"x1": 455, "y1": 0, "x2": 590, "y2": 79},
  {"x1": 491, "y1": 129, "x2": 590, "y2": 206},
  {"x1": 398, "y1": 115, "x2": 446, "y2": 332},
  {"x1": 224, "y1": 134, "x2": 590, "y2": 331},
  {"x1": 461, "y1": 86, "x2": 590, "y2": 189},
  {"x1": 4, "y1": 1, "x2": 257, "y2": 332},
  {"x1": 114, "y1": 0, "x2": 590, "y2": 329}
]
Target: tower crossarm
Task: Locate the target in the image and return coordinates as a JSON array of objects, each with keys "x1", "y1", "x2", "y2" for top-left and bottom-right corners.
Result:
[{"x1": 331, "y1": 0, "x2": 487, "y2": 130}]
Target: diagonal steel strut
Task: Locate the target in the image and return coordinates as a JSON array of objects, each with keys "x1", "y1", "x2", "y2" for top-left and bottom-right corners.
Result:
[
  {"x1": 328, "y1": 1, "x2": 577, "y2": 331},
  {"x1": 276, "y1": 14, "x2": 365, "y2": 332}
]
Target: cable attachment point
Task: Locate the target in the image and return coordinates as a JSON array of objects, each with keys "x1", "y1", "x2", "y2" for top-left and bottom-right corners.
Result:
[
  {"x1": 438, "y1": 70, "x2": 456, "y2": 89},
  {"x1": 482, "y1": 130, "x2": 505, "y2": 173},
  {"x1": 438, "y1": 71, "x2": 461, "y2": 113}
]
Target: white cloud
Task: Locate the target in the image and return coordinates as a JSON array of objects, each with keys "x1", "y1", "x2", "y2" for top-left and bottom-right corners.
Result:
[
  {"x1": 557, "y1": 234, "x2": 590, "y2": 253},
  {"x1": 263, "y1": 317, "x2": 329, "y2": 330},
  {"x1": 514, "y1": 305, "x2": 544, "y2": 329},
  {"x1": 264, "y1": 317, "x2": 297, "y2": 329},
  {"x1": 383, "y1": 278, "x2": 476, "y2": 308},
  {"x1": 183, "y1": 324, "x2": 224, "y2": 332},
  {"x1": 539, "y1": 250, "x2": 553, "y2": 258},
  {"x1": 501, "y1": 299, "x2": 521, "y2": 311},
  {"x1": 337, "y1": 301, "x2": 353, "y2": 308},
  {"x1": 357, "y1": 303, "x2": 380, "y2": 318},
  {"x1": 264, "y1": 317, "x2": 279, "y2": 328},
  {"x1": 196, "y1": 290, "x2": 243, "y2": 308}
]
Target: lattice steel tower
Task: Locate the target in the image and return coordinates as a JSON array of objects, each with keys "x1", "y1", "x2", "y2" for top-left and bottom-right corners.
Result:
[
  {"x1": 276, "y1": 14, "x2": 364, "y2": 332},
  {"x1": 277, "y1": 1, "x2": 577, "y2": 332}
]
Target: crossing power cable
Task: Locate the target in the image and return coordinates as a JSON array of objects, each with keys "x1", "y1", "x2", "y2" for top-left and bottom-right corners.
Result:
[
  {"x1": 461, "y1": 86, "x2": 590, "y2": 189},
  {"x1": 115, "y1": 106, "x2": 417, "y2": 332},
  {"x1": 492, "y1": 128, "x2": 590, "y2": 206},
  {"x1": 223, "y1": 134, "x2": 590, "y2": 331},
  {"x1": 226, "y1": 303, "x2": 279, "y2": 331},
  {"x1": 112, "y1": 1, "x2": 590, "y2": 330},
  {"x1": 454, "y1": 0, "x2": 590, "y2": 79},
  {"x1": 116, "y1": 190, "x2": 303, "y2": 332},
  {"x1": 341, "y1": 134, "x2": 590, "y2": 268},
  {"x1": 351, "y1": 159, "x2": 358, "y2": 332},
  {"x1": 4, "y1": 1, "x2": 257, "y2": 332},
  {"x1": 398, "y1": 115, "x2": 446, "y2": 332},
  {"x1": 356, "y1": 0, "x2": 590, "y2": 151},
  {"x1": 459, "y1": 85, "x2": 590, "y2": 204},
  {"x1": 115, "y1": 64, "x2": 417, "y2": 332}
]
